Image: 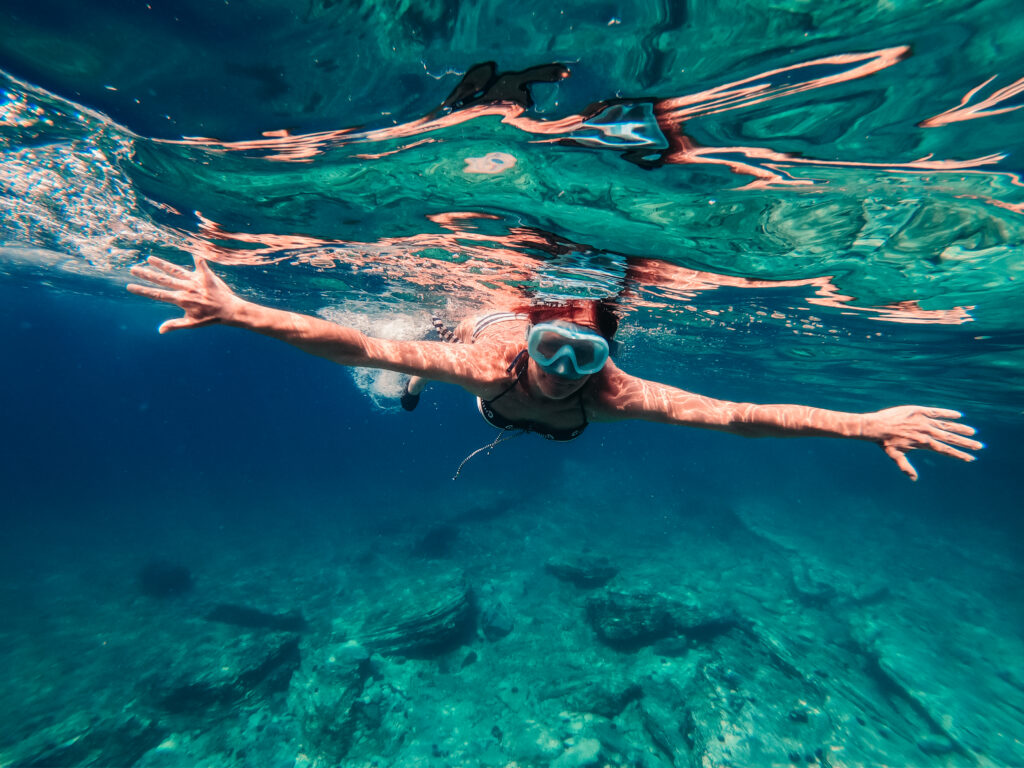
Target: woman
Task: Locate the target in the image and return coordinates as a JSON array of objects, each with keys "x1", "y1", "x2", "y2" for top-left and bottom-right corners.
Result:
[{"x1": 127, "y1": 256, "x2": 982, "y2": 481}]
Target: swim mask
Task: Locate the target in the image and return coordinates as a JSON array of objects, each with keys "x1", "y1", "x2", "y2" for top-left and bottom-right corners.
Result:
[{"x1": 526, "y1": 322, "x2": 610, "y2": 379}]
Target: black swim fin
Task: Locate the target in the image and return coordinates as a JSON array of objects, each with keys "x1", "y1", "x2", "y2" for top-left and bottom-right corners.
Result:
[{"x1": 401, "y1": 380, "x2": 420, "y2": 411}]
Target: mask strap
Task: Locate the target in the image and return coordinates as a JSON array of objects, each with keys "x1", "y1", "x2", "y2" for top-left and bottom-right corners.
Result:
[{"x1": 507, "y1": 348, "x2": 529, "y2": 374}]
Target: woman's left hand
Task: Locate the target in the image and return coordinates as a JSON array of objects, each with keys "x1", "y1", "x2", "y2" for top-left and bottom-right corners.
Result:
[{"x1": 862, "y1": 406, "x2": 982, "y2": 481}]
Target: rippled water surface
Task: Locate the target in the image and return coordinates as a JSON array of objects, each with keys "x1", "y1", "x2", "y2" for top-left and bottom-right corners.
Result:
[{"x1": 3, "y1": 0, "x2": 1024, "y2": 412}]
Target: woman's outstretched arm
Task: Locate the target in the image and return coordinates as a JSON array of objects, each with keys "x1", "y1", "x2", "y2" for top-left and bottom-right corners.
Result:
[
  {"x1": 593, "y1": 365, "x2": 982, "y2": 480},
  {"x1": 127, "y1": 255, "x2": 500, "y2": 390}
]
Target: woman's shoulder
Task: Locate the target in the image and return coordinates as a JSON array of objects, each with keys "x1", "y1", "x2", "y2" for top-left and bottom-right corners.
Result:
[
  {"x1": 582, "y1": 362, "x2": 643, "y2": 420},
  {"x1": 439, "y1": 329, "x2": 524, "y2": 397}
]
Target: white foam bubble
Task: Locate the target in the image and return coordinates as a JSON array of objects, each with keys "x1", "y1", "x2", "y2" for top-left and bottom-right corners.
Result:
[{"x1": 319, "y1": 303, "x2": 432, "y2": 411}]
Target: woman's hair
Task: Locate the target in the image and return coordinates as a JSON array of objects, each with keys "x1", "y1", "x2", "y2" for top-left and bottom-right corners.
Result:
[{"x1": 517, "y1": 299, "x2": 619, "y2": 341}]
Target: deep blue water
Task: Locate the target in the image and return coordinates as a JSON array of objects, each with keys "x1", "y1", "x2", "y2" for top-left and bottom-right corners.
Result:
[{"x1": 2, "y1": 279, "x2": 1015, "y2": 546}]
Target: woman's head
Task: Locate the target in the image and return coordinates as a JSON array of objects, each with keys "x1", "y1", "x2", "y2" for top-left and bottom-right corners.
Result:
[{"x1": 517, "y1": 300, "x2": 619, "y2": 397}]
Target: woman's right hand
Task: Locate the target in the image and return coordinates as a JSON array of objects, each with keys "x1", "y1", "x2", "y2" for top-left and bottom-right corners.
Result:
[
  {"x1": 127, "y1": 255, "x2": 245, "y2": 333},
  {"x1": 860, "y1": 405, "x2": 982, "y2": 481}
]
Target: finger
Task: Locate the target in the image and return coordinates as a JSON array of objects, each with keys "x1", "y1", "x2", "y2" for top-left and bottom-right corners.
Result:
[
  {"x1": 935, "y1": 420, "x2": 976, "y2": 436},
  {"x1": 194, "y1": 255, "x2": 215, "y2": 279},
  {"x1": 922, "y1": 408, "x2": 961, "y2": 419},
  {"x1": 146, "y1": 256, "x2": 194, "y2": 280},
  {"x1": 158, "y1": 316, "x2": 215, "y2": 334},
  {"x1": 924, "y1": 437, "x2": 977, "y2": 463},
  {"x1": 126, "y1": 283, "x2": 180, "y2": 305},
  {"x1": 130, "y1": 265, "x2": 189, "y2": 291},
  {"x1": 884, "y1": 445, "x2": 918, "y2": 481},
  {"x1": 931, "y1": 428, "x2": 984, "y2": 451}
]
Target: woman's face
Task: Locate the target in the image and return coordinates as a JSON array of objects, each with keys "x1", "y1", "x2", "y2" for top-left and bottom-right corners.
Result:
[{"x1": 528, "y1": 357, "x2": 592, "y2": 400}]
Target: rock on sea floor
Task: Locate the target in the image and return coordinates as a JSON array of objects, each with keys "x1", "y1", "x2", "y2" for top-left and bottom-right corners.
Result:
[
  {"x1": 545, "y1": 553, "x2": 619, "y2": 588},
  {"x1": 1, "y1": 487, "x2": 1022, "y2": 767}
]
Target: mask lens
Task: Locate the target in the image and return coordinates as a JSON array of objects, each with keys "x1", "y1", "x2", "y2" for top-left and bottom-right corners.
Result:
[
  {"x1": 571, "y1": 341, "x2": 597, "y2": 368},
  {"x1": 535, "y1": 334, "x2": 568, "y2": 361}
]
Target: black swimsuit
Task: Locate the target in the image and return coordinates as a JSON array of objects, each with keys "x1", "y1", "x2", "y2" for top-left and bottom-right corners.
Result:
[{"x1": 477, "y1": 350, "x2": 589, "y2": 441}]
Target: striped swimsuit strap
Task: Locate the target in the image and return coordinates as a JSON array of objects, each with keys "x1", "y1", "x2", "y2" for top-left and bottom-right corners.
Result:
[{"x1": 471, "y1": 312, "x2": 529, "y2": 340}]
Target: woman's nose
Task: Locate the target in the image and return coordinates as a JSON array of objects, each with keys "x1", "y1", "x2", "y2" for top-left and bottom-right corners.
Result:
[{"x1": 550, "y1": 357, "x2": 578, "y2": 379}]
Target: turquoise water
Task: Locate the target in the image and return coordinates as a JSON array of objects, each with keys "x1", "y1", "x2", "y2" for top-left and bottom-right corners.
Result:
[{"x1": 1, "y1": 1, "x2": 1023, "y2": 766}]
